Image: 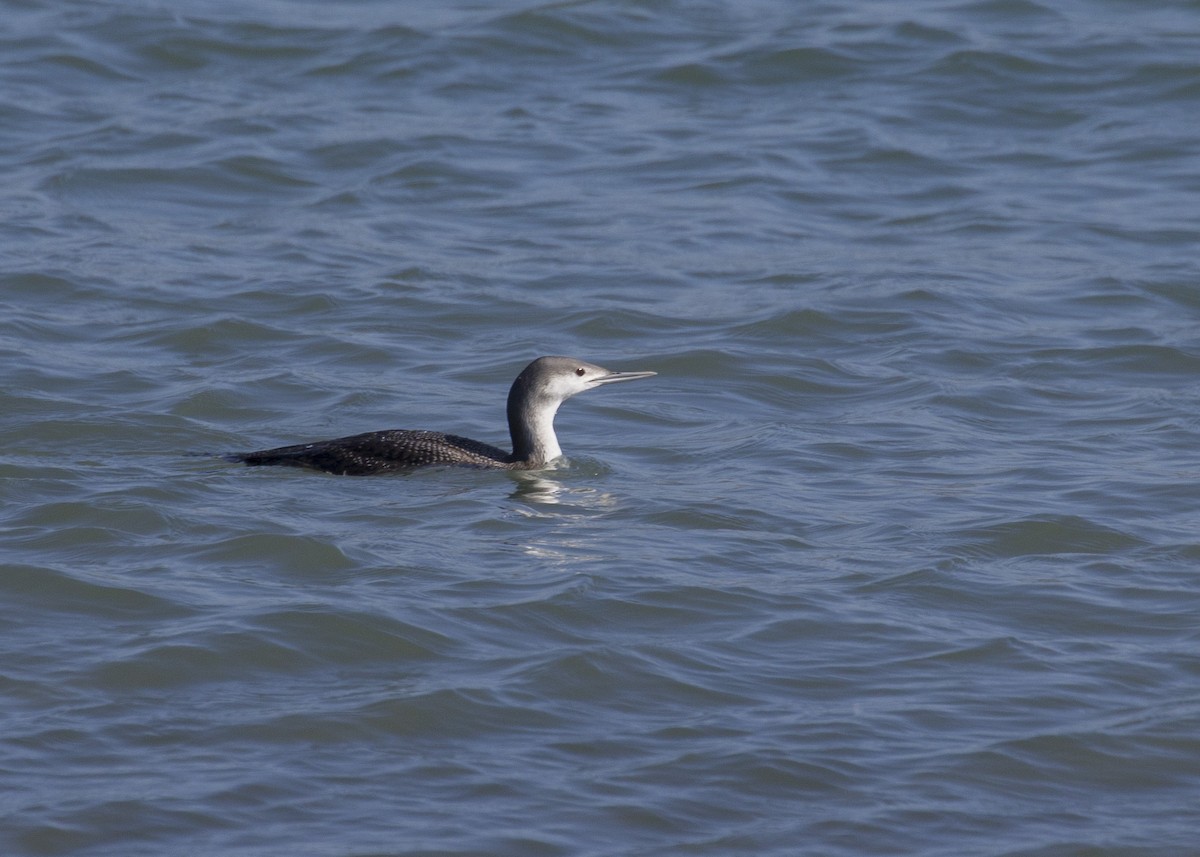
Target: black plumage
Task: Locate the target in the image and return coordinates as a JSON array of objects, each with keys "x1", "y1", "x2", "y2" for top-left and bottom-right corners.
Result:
[{"x1": 233, "y1": 430, "x2": 515, "y2": 474}]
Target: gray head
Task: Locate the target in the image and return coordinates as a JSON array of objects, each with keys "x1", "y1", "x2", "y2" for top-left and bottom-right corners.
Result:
[{"x1": 506, "y1": 356, "x2": 656, "y2": 466}]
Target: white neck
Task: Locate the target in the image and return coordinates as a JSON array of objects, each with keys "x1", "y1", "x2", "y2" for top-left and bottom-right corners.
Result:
[{"x1": 523, "y1": 400, "x2": 563, "y2": 465}]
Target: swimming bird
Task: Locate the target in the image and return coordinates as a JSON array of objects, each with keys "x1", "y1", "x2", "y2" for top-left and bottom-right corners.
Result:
[{"x1": 230, "y1": 355, "x2": 656, "y2": 475}]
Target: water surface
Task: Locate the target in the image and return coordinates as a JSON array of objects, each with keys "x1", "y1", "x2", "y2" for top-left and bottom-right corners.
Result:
[{"x1": 3, "y1": 1, "x2": 1200, "y2": 855}]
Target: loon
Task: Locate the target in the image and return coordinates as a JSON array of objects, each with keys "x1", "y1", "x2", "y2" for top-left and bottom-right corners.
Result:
[{"x1": 230, "y1": 355, "x2": 656, "y2": 475}]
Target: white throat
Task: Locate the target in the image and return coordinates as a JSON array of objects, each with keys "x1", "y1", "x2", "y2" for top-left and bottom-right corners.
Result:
[{"x1": 525, "y1": 399, "x2": 563, "y2": 464}]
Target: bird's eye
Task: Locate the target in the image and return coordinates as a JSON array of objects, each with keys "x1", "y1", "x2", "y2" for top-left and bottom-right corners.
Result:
[{"x1": 575, "y1": 367, "x2": 586, "y2": 376}]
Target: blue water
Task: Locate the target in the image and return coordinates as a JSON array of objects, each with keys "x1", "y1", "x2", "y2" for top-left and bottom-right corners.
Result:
[{"x1": 4, "y1": 1, "x2": 1200, "y2": 855}]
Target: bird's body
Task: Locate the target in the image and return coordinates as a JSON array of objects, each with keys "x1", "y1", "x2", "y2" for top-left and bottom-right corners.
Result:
[
  {"x1": 230, "y1": 356, "x2": 655, "y2": 475},
  {"x1": 235, "y1": 430, "x2": 514, "y2": 474}
]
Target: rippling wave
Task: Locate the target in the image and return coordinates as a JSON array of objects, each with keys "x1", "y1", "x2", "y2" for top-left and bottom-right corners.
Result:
[{"x1": 4, "y1": 1, "x2": 1200, "y2": 855}]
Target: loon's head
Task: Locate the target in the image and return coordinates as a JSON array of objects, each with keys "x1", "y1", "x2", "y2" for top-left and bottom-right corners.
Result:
[
  {"x1": 522, "y1": 356, "x2": 658, "y2": 404},
  {"x1": 506, "y1": 356, "x2": 656, "y2": 465}
]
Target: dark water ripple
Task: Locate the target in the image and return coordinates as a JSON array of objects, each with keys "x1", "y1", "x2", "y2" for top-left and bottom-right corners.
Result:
[{"x1": 5, "y1": 0, "x2": 1200, "y2": 855}]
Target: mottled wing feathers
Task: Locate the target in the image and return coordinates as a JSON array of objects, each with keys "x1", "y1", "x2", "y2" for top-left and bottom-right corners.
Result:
[{"x1": 234, "y1": 430, "x2": 513, "y2": 475}]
